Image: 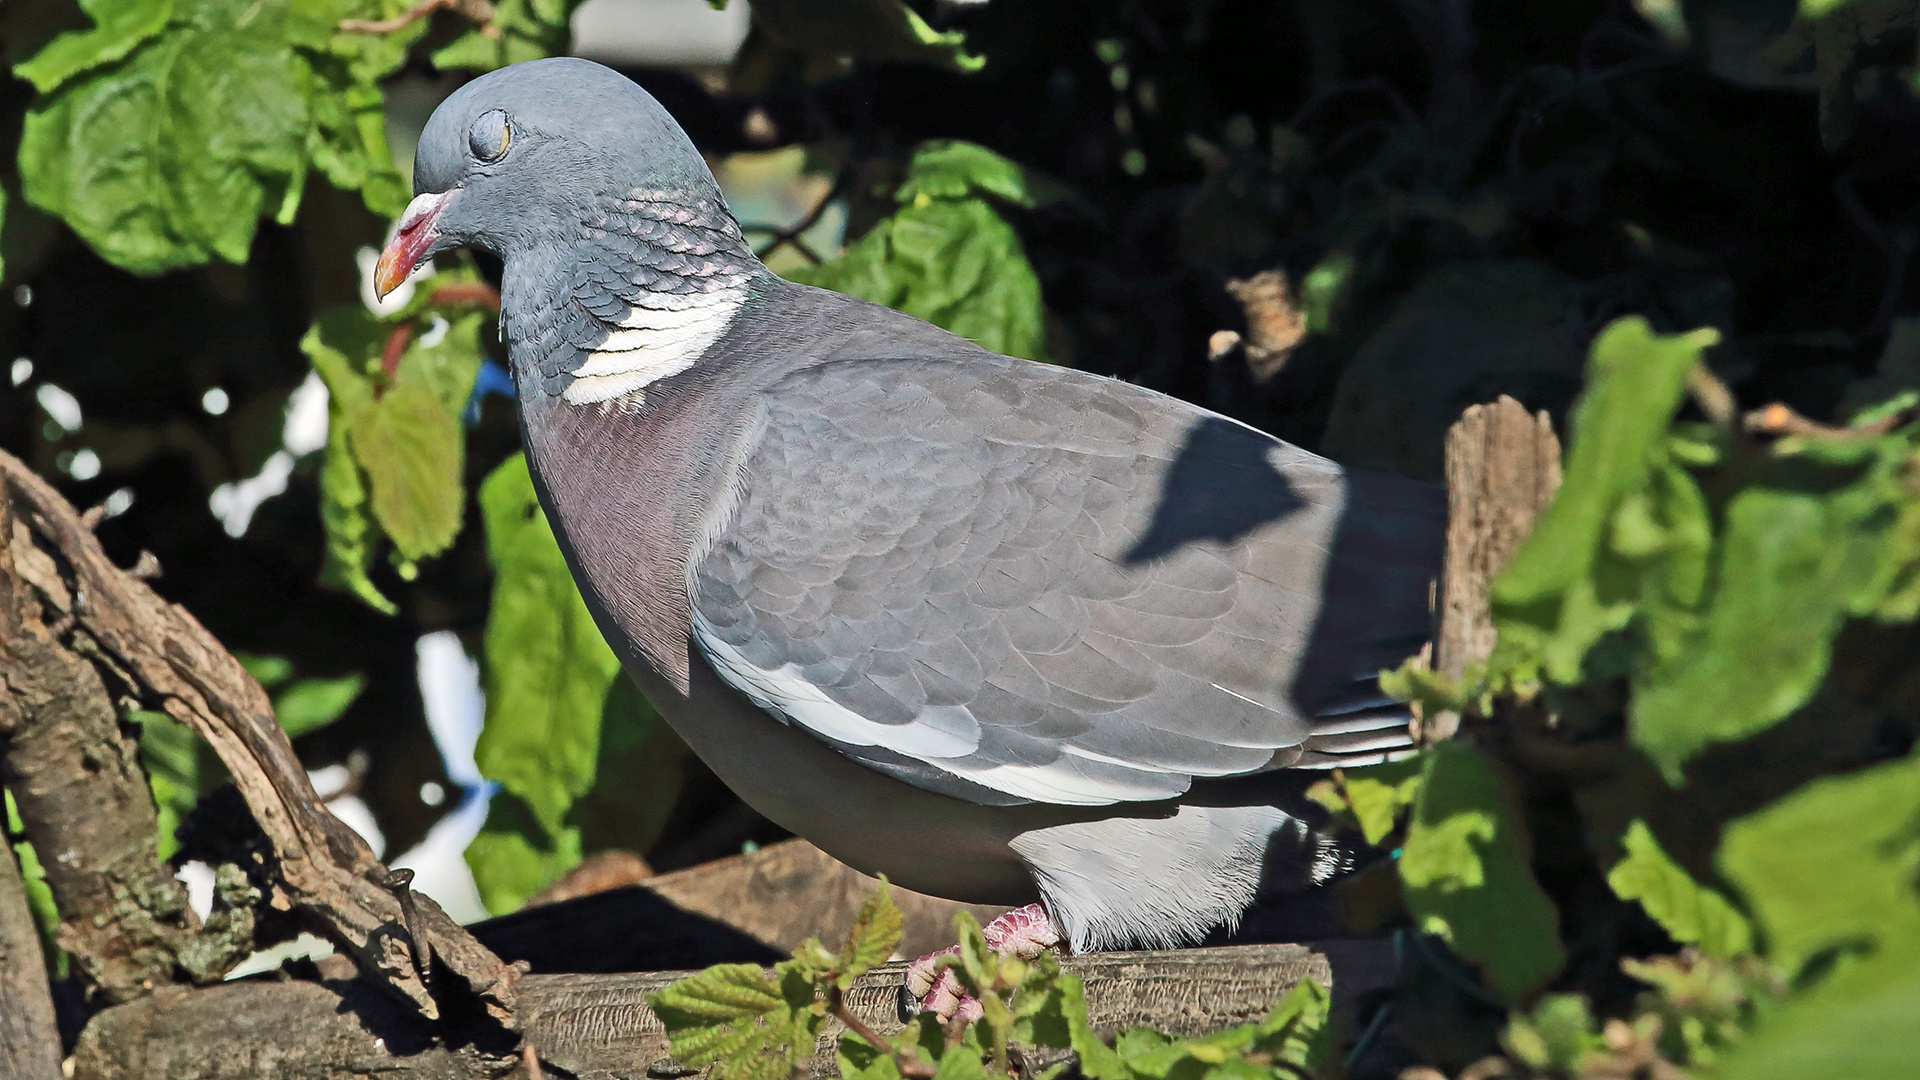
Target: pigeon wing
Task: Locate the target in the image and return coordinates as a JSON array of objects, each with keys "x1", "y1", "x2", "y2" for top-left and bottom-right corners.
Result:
[{"x1": 691, "y1": 353, "x2": 1442, "y2": 807}]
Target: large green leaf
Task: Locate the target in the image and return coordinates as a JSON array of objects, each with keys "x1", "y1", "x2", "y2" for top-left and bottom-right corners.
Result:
[
  {"x1": 15, "y1": 0, "x2": 432, "y2": 272},
  {"x1": 790, "y1": 141, "x2": 1046, "y2": 361},
  {"x1": 1398, "y1": 742, "x2": 1565, "y2": 1002},
  {"x1": 473, "y1": 453, "x2": 618, "y2": 837},
  {"x1": 1716, "y1": 750, "x2": 1920, "y2": 980},
  {"x1": 18, "y1": 0, "x2": 310, "y2": 273},
  {"x1": 1607, "y1": 819, "x2": 1753, "y2": 958},
  {"x1": 649, "y1": 962, "x2": 821, "y2": 1080},
  {"x1": 305, "y1": 285, "x2": 488, "y2": 606},
  {"x1": 1491, "y1": 318, "x2": 1720, "y2": 683},
  {"x1": 346, "y1": 380, "x2": 463, "y2": 564},
  {"x1": 1715, "y1": 930, "x2": 1920, "y2": 1080}
]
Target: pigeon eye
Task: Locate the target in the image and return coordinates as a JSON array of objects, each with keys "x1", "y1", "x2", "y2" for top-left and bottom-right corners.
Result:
[{"x1": 469, "y1": 110, "x2": 512, "y2": 163}]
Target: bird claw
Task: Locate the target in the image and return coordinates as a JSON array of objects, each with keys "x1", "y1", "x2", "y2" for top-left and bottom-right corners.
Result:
[{"x1": 904, "y1": 903, "x2": 1063, "y2": 1021}]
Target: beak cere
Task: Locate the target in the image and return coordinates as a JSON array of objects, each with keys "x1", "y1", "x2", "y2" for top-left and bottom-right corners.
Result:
[{"x1": 374, "y1": 191, "x2": 451, "y2": 300}]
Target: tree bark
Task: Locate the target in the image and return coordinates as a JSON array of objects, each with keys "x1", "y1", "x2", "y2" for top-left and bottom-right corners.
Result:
[
  {"x1": 0, "y1": 450, "x2": 515, "y2": 1022},
  {"x1": 0, "y1": 455, "x2": 223, "y2": 1002},
  {"x1": 71, "y1": 944, "x2": 1331, "y2": 1080},
  {"x1": 0, "y1": 836, "x2": 62, "y2": 1080}
]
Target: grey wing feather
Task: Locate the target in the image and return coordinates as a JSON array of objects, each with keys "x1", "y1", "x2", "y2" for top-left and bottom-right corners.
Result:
[{"x1": 691, "y1": 353, "x2": 1443, "y2": 807}]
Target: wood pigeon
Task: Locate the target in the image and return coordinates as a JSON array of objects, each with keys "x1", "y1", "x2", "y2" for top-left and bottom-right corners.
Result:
[{"x1": 376, "y1": 58, "x2": 1444, "y2": 961}]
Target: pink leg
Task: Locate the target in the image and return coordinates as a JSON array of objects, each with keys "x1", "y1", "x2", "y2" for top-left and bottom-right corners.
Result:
[{"x1": 905, "y1": 903, "x2": 1063, "y2": 1019}]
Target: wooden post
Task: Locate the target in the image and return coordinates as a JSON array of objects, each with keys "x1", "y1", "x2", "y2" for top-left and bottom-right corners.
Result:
[{"x1": 1425, "y1": 396, "x2": 1561, "y2": 740}]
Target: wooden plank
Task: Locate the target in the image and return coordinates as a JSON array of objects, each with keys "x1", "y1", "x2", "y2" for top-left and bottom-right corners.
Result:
[{"x1": 72, "y1": 945, "x2": 1331, "y2": 1080}]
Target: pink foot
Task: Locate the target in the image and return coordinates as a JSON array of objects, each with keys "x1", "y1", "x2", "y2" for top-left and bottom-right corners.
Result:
[{"x1": 905, "y1": 903, "x2": 1063, "y2": 1020}]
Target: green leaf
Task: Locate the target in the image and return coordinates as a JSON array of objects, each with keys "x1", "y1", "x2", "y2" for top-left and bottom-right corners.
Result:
[
  {"x1": 1251, "y1": 978, "x2": 1334, "y2": 1073},
  {"x1": 1334, "y1": 757, "x2": 1425, "y2": 846},
  {"x1": 1491, "y1": 318, "x2": 1721, "y2": 684},
  {"x1": 1501, "y1": 994, "x2": 1601, "y2": 1072},
  {"x1": 1630, "y1": 461, "x2": 1911, "y2": 775},
  {"x1": 837, "y1": 880, "x2": 903, "y2": 986},
  {"x1": 346, "y1": 380, "x2": 463, "y2": 563},
  {"x1": 1715, "y1": 930, "x2": 1920, "y2": 1080},
  {"x1": 1716, "y1": 750, "x2": 1920, "y2": 980},
  {"x1": 649, "y1": 962, "x2": 819, "y2": 1080},
  {"x1": 12, "y1": 0, "x2": 173, "y2": 94},
  {"x1": 1608, "y1": 820, "x2": 1753, "y2": 958},
  {"x1": 6, "y1": 792, "x2": 63, "y2": 977},
  {"x1": 790, "y1": 142, "x2": 1046, "y2": 362},
  {"x1": 894, "y1": 141, "x2": 1035, "y2": 208},
  {"x1": 134, "y1": 709, "x2": 202, "y2": 862},
  {"x1": 235, "y1": 652, "x2": 296, "y2": 688},
  {"x1": 1398, "y1": 741, "x2": 1565, "y2": 1002},
  {"x1": 432, "y1": 0, "x2": 583, "y2": 72},
  {"x1": 18, "y1": 0, "x2": 312, "y2": 273},
  {"x1": 273, "y1": 673, "x2": 366, "y2": 739},
  {"x1": 475, "y1": 453, "x2": 620, "y2": 838},
  {"x1": 464, "y1": 790, "x2": 583, "y2": 916},
  {"x1": 1062, "y1": 974, "x2": 1133, "y2": 1080}
]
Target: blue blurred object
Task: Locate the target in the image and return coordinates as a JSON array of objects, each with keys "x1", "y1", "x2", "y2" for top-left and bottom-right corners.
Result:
[{"x1": 464, "y1": 360, "x2": 515, "y2": 424}]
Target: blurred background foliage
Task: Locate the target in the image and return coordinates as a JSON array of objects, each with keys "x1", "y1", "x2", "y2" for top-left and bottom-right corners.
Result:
[{"x1": 3, "y1": 0, "x2": 1920, "y2": 1075}]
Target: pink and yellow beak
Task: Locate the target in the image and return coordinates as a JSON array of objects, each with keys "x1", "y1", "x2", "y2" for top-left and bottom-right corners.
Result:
[{"x1": 374, "y1": 191, "x2": 451, "y2": 300}]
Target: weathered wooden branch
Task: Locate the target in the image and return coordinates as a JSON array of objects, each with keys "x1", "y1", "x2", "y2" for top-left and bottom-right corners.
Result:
[
  {"x1": 0, "y1": 836, "x2": 62, "y2": 1080},
  {"x1": 0, "y1": 450, "x2": 515, "y2": 1022},
  {"x1": 0, "y1": 462, "x2": 230, "y2": 1001},
  {"x1": 72, "y1": 945, "x2": 1333, "y2": 1080}
]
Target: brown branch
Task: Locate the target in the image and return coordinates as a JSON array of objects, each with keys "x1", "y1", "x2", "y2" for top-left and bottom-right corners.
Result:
[
  {"x1": 430, "y1": 282, "x2": 503, "y2": 313},
  {"x1": 0, "y1": 451, "x2": 517, "y2": 1023},
  {"x1": 0, "y1": 470, "x2": 238, "y2": 1002},
  {"x1": 339, "y1": 0, "x2": 501, "y2": 39},
  {"x1": 0, "y1": 839, "x2": 61, "y2": 1079}
]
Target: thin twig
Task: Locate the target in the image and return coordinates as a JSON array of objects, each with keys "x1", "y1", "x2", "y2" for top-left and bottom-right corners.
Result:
[
  {"x1": 340, "y1": 0, "x2": 500, "y2": 38},
  {"x1": 1745, "y1": 401, "x2": 1915, "y2": 440},
  {"x1": 430, "y1": 282, "x2": 502, "y2": 312},
  {"x1": 520, "y1": 1041, "x2": 546, "y2": 1080},
  {"x1": 829, "y1": 986, "x2": 935, "y2": 1079},
  {"x1": 1685, "y1": 363, "x2": 1738, "y2": 434}
]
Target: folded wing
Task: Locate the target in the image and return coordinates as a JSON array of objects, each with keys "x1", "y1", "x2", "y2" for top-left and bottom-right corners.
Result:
[{"x1": 691, "y1": 354, "x2": 1443, "y2": 807}]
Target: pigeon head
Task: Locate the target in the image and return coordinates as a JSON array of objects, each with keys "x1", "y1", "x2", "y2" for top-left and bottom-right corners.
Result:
[{"x1": 374, "y1": 57, "x2": 735, "y2": 298}]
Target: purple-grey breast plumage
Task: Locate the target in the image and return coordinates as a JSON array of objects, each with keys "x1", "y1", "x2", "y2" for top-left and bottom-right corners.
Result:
[{"x1": 381, "y1": 57, "x2": 1444, "y2": 951}]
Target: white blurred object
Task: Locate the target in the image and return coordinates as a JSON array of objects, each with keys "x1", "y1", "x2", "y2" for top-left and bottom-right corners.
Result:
[
  {"x1": 67, "y1": 448, "x2": 100, "y2": 480},
  {"x1": 283, "y1": 371, "x2": 330, "y2": 457},
  {"x1": 201, "y1": 387, "x2": 230, "y2": 415},
  {"x1": 325, "y1": 793, "x2": 386, "y2": 860},
  {"x1": 35, "y1": 383, "x2": 81, "y2": 432},
  {"x1": 389, "y1": 787, "x2": 494, "y2": 925},
  {"x1": 572, "y1": 0, "x2": 750, "y2": 66},
  {"x1": 225, "y1": 933, "x2": 336, "y2": 980},
  {"x1": 207, "y1": 450, "x2": 295, "y2": 538},
  {"x1": 416, "y1": 631, "x2": 486, "y2": 788},
  {"x1": 177, "y1": 860, "x2": 216, "y2": 922}
]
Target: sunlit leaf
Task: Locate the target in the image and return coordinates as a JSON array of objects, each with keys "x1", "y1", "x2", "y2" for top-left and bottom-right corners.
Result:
[
  {"x1": 1716, "y1": 750, "x2": 1920, "y2": 980},
  {"x1": 1607, "y1": 820, "x2": 1752, "y2": 958},
  {"x1": 1398, "y1": 742, "x2": 1565, "y2": 1002}
]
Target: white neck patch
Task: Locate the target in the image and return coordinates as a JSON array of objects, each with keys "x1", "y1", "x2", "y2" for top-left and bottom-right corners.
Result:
[{"x1": 561, "y1": 286, "x2": 748, "y2": 406}]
